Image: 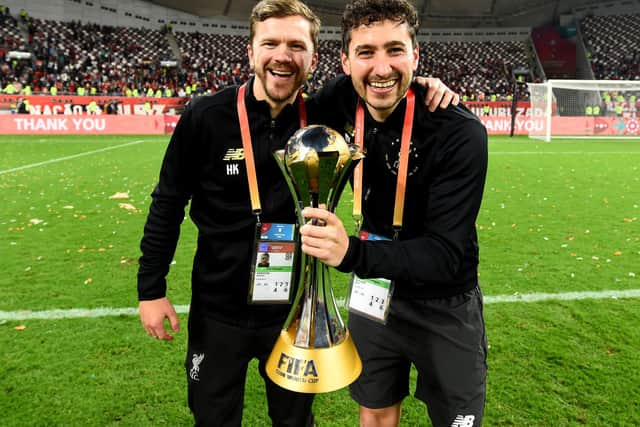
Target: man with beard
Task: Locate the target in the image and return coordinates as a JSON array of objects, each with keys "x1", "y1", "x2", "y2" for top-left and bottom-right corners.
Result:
[
  {"x1": 299, "y1": 1, "x2": 489, "y2": 426},
  {"x1": 137, "y1": 0, "x2": 457, "y2": 425}
]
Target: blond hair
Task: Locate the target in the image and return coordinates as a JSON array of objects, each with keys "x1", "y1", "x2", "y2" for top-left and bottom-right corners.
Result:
[{"x1": 249, "y1": 0, "x2": 321, "y2": 53}]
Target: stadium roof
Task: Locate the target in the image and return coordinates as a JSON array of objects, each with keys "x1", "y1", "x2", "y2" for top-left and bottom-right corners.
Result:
[{"x1": 147, "y1": 0, "x2": 609, "y2": 27}]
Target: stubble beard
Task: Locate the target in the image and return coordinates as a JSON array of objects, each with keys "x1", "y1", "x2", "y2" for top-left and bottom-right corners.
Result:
[
  {"x1": 358, "y1": 76, "x2": 412, "y2": 120},
  {"x1": 255, "y1": 67, "x2": 304, "y2": 105}
]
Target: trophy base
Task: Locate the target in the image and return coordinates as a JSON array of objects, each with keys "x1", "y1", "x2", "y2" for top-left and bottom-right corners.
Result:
[{"x1": 266, "y1": 329, "x2": 362, "y2": 393}]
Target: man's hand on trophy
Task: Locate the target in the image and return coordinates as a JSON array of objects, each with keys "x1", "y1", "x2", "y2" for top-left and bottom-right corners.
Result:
[
  {"x1": 414, "y1": 76, "x2": 460, "y2": 112},
  {"x1": 300, "y1": 207, "x2": 350, "y2": 267}
]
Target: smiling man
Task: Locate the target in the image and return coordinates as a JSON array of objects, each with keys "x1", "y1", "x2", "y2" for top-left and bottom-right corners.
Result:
[
  {"x1": 248, "y1": 13, "x2": 318, "y2": 113},
  {"x1": 300, "y1": 1, "x2": 489, "y2": 426},
  {"x1": 136, "y1": 0, "x2": 459, "y2": 425},
  {"x1": 342, "y1": 17, "x2": 418, "y2": 122},
  {"x1": 138, "y1": 2, "x2": 320, "y2": 425}
]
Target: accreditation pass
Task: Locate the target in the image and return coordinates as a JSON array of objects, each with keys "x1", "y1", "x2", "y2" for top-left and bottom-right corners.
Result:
[
  {"x1": 250, "y1": 223, "x2": 296, "y2": 304},
  {"x1": 347, "y1": 230, "x2": 393, "y2": 323}
]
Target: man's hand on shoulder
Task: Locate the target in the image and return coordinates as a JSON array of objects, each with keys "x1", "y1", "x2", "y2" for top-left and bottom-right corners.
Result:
[
  {"x1": 139, "y1": 297, "x2": 180, "y2": 341},
  {"x1": 415, "y1": 76, "x2": 460, "y2": 112}
]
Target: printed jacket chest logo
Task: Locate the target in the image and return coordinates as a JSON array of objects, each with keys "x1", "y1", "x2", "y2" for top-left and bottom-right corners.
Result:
[
  {"x1": 343, "y1": 123, "x2": 420, "y2": 176},
  {"x1": 223, "y1": 148, "x2": 244, "y2": 176},
  {"x1": 385, "y1": 137, "x2": 420, "y2": 176},
  {"x1": 223, "y1": 148, "x2": 245, "y2": 161}
]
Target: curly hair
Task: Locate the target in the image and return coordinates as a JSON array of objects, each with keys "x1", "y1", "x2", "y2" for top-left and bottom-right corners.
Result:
[{"x1": 341, "y1": 0, "x2": 419, "y2": 52}]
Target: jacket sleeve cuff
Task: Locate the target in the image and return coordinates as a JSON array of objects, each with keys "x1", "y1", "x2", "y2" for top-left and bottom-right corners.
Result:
[
  {"x1": 336, "y1": 235, "x2": 360, "y2": 273},
  {"x1": 137, "y1": 272, "x2": 168, "y2": 301}
]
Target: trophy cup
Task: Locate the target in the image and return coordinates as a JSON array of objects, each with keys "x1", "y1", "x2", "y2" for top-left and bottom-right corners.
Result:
[{"x1": 266, "y1": 125, "x2": 364, "y2": 393}]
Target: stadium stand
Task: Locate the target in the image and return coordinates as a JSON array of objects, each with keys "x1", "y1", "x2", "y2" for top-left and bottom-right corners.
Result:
[
  {"x1": 531, "y1": 25, "x2": 577, "y2": 78},
  {"x1": 307, "y1": 39, "x2": 343, "y2": 93},
  {"x1": 0, "y1": 6, "x2": 29, "y2": 93},
  {"x1": 1, "y1": 1, "x2": 639, "y2": 104},
  {"x1": 580, "y1": 13, "x2": 640, "y2": 80},
  {"x1": 0, "y1": 7, "x2": 24, "y2": 50},
  {"x1": 418, "y1": 40, "x2": 532, "y2": 102},
  {"x1": 174, "y1": 31, "x2": 249, "y2": 92},
  {"x1": 27, "y1": 19, "x2": 178, "y2": 95},
  {"x1": 0, "y1": 2, "x2": 537, "y2": 100}
]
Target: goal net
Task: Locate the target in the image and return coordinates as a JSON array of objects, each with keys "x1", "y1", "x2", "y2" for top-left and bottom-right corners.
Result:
[{"x1": 527, "y1": 79, "x2": 640, "y2": 141}]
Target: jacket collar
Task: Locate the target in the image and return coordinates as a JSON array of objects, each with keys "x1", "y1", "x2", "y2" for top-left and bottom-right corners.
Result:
[{"x1": 243, "y1": 76, "x2": 301, "y2": 124}]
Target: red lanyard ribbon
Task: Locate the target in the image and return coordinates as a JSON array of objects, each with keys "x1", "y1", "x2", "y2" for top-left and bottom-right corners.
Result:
[
  {"x1": 236, "y1": 82, "x2": 307, "y2": 214},
  {"x1": 352, "y1": 88, "x2": 415, "y2": 232}
]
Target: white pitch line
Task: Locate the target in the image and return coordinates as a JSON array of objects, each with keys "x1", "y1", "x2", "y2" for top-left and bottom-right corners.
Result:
[
  {"x1": 2, "y1": 289, "x2": 640, "y2": 321},
  {"x1": 0, "y1": 139, "x2": 146, "y2": 175},
  {"x1": 0, "y1": 305, "x2": 190, "y2": 321},
  {"x1": 483, "y1": 289, "x2": 640, "y2": 303}
]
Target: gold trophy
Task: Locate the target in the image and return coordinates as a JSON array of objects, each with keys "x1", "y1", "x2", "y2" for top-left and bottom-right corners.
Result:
[{"x1": 266, "y1": 125, "x2": 364, "y2": 393}]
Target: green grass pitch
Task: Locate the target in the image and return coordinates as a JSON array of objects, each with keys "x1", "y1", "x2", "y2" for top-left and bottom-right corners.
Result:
[{"x1": 1, "y1": 134, "x2": 639, "y2": 426}]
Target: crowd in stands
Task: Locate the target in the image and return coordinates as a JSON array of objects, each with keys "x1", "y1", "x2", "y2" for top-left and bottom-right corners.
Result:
[
  {"x1": 174, "y1": 31, "x2": 249, "y2": 92},
  {"x1": 580, "y1": 13, "x2": 640, "y2": 81},
  {"x1": 29, "y1": 19, "x2": 176, "y2": 96},
  {"x1": 2, "y1": 5, "x2": 639, "y2": 107},
  {"x1": 1, "y1": 5, "x2": 536, "y2": 103},
  {"x1": 591, "y1": 92, "x2": 638, "y2": 117},
  {"x1": 419, "y1": 40, "x2": 532, "y2": 102}
]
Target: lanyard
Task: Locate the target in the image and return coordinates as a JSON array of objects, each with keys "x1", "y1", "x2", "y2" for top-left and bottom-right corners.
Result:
[
  {"x1": 352, "y1": 88, "x2": 415, "y2": 235},
  {"x1": 236, "y1": 82, "x2": 307, "y2": 216}
]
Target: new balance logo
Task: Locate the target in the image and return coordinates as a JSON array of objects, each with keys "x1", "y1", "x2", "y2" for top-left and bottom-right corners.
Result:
[
  {"x1": 223, "y1": 149, "x2": 243, "y2": 175},
  {"x1": 223, "y1": 148, "x2": 245, "y2": 161},
  {"x1": 451, "y1": 415, "x2": 475, "y2": 427}
]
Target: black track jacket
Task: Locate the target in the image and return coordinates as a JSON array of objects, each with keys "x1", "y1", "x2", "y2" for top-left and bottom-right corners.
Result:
[
  {"x1": 138, "y1": 75, "x2": 488, "y2": 327},
  {"x1": 310, "y1": 76, "x2": 488, "y2": 299},
  {"x1": 138, "y1": 78, "x2": 306, "y2": 327}
]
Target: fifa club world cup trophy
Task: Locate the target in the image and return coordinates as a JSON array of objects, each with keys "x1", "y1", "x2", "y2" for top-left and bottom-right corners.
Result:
[{"x1": 266, "y1": 125, "x2": 364, "y2": 393}]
